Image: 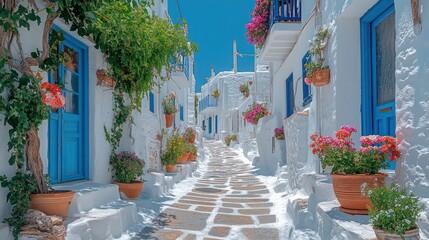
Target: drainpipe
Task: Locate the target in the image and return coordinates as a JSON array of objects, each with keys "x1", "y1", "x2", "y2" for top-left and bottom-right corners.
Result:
[{"x1": 316, "y1": 87, "x2": 321, "y2": 174}]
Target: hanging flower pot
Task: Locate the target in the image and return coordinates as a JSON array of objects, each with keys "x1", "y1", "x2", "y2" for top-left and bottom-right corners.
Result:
[
  {"x1": 311, "y1": 69, "x2": 330, "y2": 87},
  {"x1": 331, "y1": 173, "x2": 387, "y2": 215},
  {"x1": 165, "y1": 114, "x2": 174, "y2": 128},
  {"x1": 244, "y1": 93, "x2": 250, "y2": 98},
  {"x1": 30, "y1": 190, "x2": 75, "y2": 218},
  {"x1": 96, "y1": 69, "x2": 116, "y2": 88}
]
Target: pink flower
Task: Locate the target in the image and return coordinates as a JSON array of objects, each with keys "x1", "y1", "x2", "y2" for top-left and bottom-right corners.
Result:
[{"x1": 304, "y1": 78, "x2": 312, "y2": 85}]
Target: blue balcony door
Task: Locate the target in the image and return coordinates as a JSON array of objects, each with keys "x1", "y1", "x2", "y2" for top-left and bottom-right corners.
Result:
[
  {"x1": 49, "y1": 29, "x2": 89, "y2": 183},
  {"x1": 361, "y1": 0, "x2": 396, "y2": 169},
  {"x1": 286, "y1": 74, "x2": 294, "y2": 118},
  {"x1": 215, "y1": 115, "x2": 218, "y2": 134}
]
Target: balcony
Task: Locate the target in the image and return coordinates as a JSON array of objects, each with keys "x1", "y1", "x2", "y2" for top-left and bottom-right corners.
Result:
[
  {"x1": 171, "y1": 55, "x2": 190, "y2": 89},
  {"x1": 259, "y1": 0, "x2": 302, "y2": 62},
  {"x1": 198, "y1": 95, "x2": 218, "y2": 114}
]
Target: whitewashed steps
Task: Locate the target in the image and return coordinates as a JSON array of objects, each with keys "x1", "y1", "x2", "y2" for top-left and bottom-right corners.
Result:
[{"x1": 65, "y1": 200, "x2": 142, "y2": 240}]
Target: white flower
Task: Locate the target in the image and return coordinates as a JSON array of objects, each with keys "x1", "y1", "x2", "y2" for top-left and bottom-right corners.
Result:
[{"x1": 405, "y1": 219, "x2": 411, "y2": 225}]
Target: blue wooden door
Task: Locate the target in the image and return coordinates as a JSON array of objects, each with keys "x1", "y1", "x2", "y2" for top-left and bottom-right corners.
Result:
[
  {"x1": 208, "y1": 117, "x2": 212, "y2": 134},
  {"x1": 215, "y1": 115, "x2": 218, "y2": 133},
  {"x1": 286, "y1": 74, "x2": 294, "y2": 118},
  {"x1": 361, "y1": 0, "x2": 396, "y2": 169},
  {"x1": 49, "y1": 30, "x2": 89, "y2": 183}
]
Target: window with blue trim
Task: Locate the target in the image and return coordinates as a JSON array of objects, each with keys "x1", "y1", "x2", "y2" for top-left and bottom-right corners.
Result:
[
  {"x1": 286, "y1": 74, "x2": 294, "y2": 118},
  {"x1": 302, "y1": 52, "x2": 312, "y2": 106},
  {"x1": 179, "y1": 105, "x2": 184, "y2": 121},
  {"x1": 149, "y1": 92, "x2": 155, "y2": 113}
]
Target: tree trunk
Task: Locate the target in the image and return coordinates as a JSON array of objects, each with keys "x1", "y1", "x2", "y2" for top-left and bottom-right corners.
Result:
[{"x1": 26, "y1": 124, "x2": 48, "y2": 194}]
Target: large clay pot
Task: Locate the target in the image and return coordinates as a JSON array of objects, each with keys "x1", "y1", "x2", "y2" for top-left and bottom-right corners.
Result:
[
  {"x1": 312, "y1": 69, "x2": 330, "y2": 87},
  {"x1": 30, "y1": 190, "x2": 75, "y2": 218},
  {"x1": 187, "y1": 134, "x2": 196, "y2": 143},
  {"x1": 374, "y1": 227, "x2": 420, "y2": 240},
  {"x1": 188, "y1": 154, "x2": 197, "y2": 161},
  {"x1": 331, "y1": 173, "x2": 387, "y2": 215},
  {"x1": 114, "y1": 181, "x2": 144, "y2": 200},
  {"x1": 166, "y1": 164, "x2": 177, "y2": 173},
  {"x1": 165, "y1": 114, "x2": 174, "y2": 128},
  {"x1": 244, "y1": 93, "x2": 250, "y2": 98},
  {"x1": 177, "y1": 152, "x2": 190, "y2": 164}
]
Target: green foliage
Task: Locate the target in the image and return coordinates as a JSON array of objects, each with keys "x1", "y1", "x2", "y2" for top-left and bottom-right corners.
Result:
[
  {"x1": 0, "y1": 173, "x2": 36, "y2": 240},
  {"x1": 104, "y1": 92, "x2": 133, "y2": 152},
  {"x1": 110, "y1": 152, "x2": 145, "y2": 183},
  {"x1": 367, "y1": 184, "x2": 424, "y2": 236},
  {"x1": 0, "y1": 4, "x2": 41, "y2": 32},
  {"x1": 0, "y1": 71, "x2": 49, "y2": 168},
  {"x1": 304, "y1": 27, "x2": 330, "y2": 78}
]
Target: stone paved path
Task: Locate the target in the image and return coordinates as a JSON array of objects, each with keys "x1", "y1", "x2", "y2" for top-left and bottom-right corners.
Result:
[{"x1": 140, "y1": 141, "x2": 281, "y2": 240}]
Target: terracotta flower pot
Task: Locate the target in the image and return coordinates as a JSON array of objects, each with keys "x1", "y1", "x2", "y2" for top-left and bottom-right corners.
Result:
[
  {"x1": 188, "y1": 134, "x2": 196, "y2": 143},
  {"x1": 177, "y1": 152, "x2": 190, "y2": 164},
  {"x1": 312, "y1": 69, "x2": 330, "y2": 87},
  {"x1": 96, "y1": 70, "x2": 116, "y2": 88},
  {"x1": 30, "y1": 190, "x2": 75, "y2": 218},
  {"x1": 188, "y1": 154, "x2": 197, "y2": 161},
  {"x1": 374, "y1": 227, "x2": 420, "y2": 240},
  {"x1": 165, "y1": 114, "x2": 174, "y2": 128},
  {"x1": 331, "y1": 173, "x2": 387, "y2": 215},
  {"x1": 113, "y1": 181, "x2": 144, "y2": 200},
  {"x1": 166, "y1": 164, "x2": 177, "y2": 173},
  {"x1": 244, "y1": 93, "x2": 250, "y2": 98}
]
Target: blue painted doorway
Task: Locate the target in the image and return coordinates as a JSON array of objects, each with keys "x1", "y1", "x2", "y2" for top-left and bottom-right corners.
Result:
[
  {"x1": 286, "y1": 74, "x2": 294, "y2": 118},
  {"x1": 208, "y1": 117, "x2": 212, "y2": 134},
  {"x1": 49, "y1": 29, "x2": 89, "y2": 183},
  {"x1": 361, "y1": 0, "x2": 396, "y2": 169}
]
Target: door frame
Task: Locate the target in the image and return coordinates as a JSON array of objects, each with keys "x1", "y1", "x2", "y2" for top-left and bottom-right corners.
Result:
[
  {"x1": 49, "y1": 26, "x2": 89, "y2": 184},
  {"x1": 360, "y1": 0, "x2": 395, "y2": 136}
]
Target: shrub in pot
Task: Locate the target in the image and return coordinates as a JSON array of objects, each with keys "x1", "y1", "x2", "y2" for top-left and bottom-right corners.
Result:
[
  {"x1": 304, "y1": 26, "x2": 330, "y2": 87},
  {"x1": 177, "y1": 137, "x2": 189, "y2": 164},
  {"x1": 110, "y1": 152, "x2": 145, "y2": 199},
  {"x1": 242, "y1": 102, "x2": 269, "y2": 125},
  {"x1": 183, "y1": 127, "x2": 197, "y2": 143},
  {"x1": 162, "y1": 92, "x2": 177, "y2": 128},
  {"x1": 161, "y1": 133, "x2": 184, "y2": 172},
  {"x1": 310, "y1": 126, "x2": 401, "y2": 214},
  {"x1": 239, "y1": 83, "x2": 250, "y2": 98},
  {"x1": 188, "y1": 144, "x2": 197, "y2": 161},
  {"x1": 367, "y1": 184, "x2": 424, "y2": 239},
  {"x1": 274, "y1": 127, "x2": 285, "y2": 140}
]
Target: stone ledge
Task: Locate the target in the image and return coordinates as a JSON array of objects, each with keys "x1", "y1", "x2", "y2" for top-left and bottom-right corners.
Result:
[{"x1": 317, "y1": 200, "x2": 376, "y2": 240}]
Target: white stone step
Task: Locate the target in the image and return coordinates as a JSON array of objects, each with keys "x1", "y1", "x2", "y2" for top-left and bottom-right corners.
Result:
[
  {"x1": 65, "y1": 200, "x2": 142, "y2": 240},
  {"x1": 54, "y1": 181, "x2": 120, "y2": 217}
]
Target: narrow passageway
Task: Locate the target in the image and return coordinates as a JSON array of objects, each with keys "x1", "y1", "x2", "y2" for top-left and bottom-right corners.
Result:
[{"x1": 138, "y1": 140, "x2": 286, "y2": 240}]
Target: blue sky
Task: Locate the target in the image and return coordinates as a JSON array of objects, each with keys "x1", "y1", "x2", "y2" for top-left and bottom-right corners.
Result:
[{"x1": 169, "y1": 0, "x2": 255, "y2": 93}]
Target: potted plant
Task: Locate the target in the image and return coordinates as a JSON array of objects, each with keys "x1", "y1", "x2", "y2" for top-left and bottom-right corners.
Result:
[
  {"x1": 110, "y1": 152, "x2": 145, "y2": 199},
  {"x1": 224, "y1": 134, "x2": 238, "y2": 147},
  {"x1": 310, "y1": 126, "x2": 401, "y2": 214},
  {"x1": 367, "y1": 184, "x2": 424, "y2": 239},
  {"x1": 96, "y1": 69, "x2": 116, "y2": 88},
  {"x1": 183, "y1": 127, "x2": 197, "y2": 143},
  {"x1": 162, "y1": 92, "x2": 177, "y2": 128},
  {"x1": 274, "y1": 127, "x2": 285, "y2": 140},
  {"x1": 242, "y1": 102, "x2": 270, "y2": 125},
  {"x1": 239, "y1": 83, "x2": 250, "y2": 98},
  {"x1": 304, "y1": 26, "x2": 330, "y2": 87},
  {"x1": 177, "y1": 137, "x2": 189, "y2": 164},
  {"x1": 161, "y1": 133, "x2": 184, "y2": 172},
  {"x1": 245, "y1": 0, "x2": 270, "y2": 47},
  {"x1": 211, "y1": 88, "x2": 220, "y2": 99},
  {"x1": 188, "y1": 144, "x2": 198, "y2": 162}
]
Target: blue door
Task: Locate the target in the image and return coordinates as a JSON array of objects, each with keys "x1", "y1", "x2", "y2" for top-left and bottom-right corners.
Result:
[
  {"x1": 208, "y1": 117, "x2": 212, "y2": 134},
  {"x1": 361, "y1": 0, "x2": 396, "y2": 169},
  {"x1": 215, "y1": 115, "x2": 218, "y2": 133},
  {"x1": 49, "y1": 29, "x2": 89, "y2": 183},
  {"x1": 286, "y1": 74, "x2": 294, "y2": 118}
]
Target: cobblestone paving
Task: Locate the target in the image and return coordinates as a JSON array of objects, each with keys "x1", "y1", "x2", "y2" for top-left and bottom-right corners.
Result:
[{"x1": 142, "y1": 141, "x2": 280, "y2": 240}]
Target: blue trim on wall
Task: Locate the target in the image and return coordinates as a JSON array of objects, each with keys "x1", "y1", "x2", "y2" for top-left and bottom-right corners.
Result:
[
  {"x1": 215, "y1": 115, "x2": 218, "y2": 134},
  {"x1": 179, "y1": 105, "x2": 184, "y2": 121},
  {"x1": 302, "y1": 51, "x2": 312, "y2": 106},
  {"x1": 149, "y1": 92, "x2": 155, "y2": 113},
  {"x1": 286, "y1": 74, "x2": 294, "y2": 118}
]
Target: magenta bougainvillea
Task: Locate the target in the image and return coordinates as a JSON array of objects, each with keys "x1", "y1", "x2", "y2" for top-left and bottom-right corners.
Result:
[
  {"x1": 242, "y1": 102, "x2": 269, "y2": 125},
  {"x1": 245, "y1": 0, "x2": 270, "y2": 47}
]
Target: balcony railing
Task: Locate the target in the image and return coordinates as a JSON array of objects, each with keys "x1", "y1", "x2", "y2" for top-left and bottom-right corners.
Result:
[
  {"x1": 199, "y1": 95, "x2": 217, "y2": 112},
  {"x1": 269, "y1": 0, "x2": 302, "y2": 27},
  {"x1": 171, "y1": 55, "x2": 190, "y2": 80}
]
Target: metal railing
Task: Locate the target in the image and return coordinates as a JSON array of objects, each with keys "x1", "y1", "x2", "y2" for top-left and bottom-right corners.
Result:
[
  {"x1": 269, "y1": 0, "x2": 302, "y2": 27},
  {"x1": 199, "y1": 95, "x2": 218, "y2": 112}
]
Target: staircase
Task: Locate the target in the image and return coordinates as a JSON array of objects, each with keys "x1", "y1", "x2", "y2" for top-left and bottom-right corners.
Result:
[{"x1": 54, "y1": 182, "x2": 143, "y2": 240}]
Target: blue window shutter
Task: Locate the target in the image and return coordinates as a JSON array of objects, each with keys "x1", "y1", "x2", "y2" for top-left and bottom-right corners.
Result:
[
  {"x1": 286, "y1": 74, "x2": 294, "y2": 118},
  {"x1": 149, "y1": 92, "x2": 154, "y2": 113},
  {"x1": 302, "y1": 52, "x2": 312, "y2": 106},
  {"x1": 180, "y1": 105, "x2": 184, "y2": 121}
]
